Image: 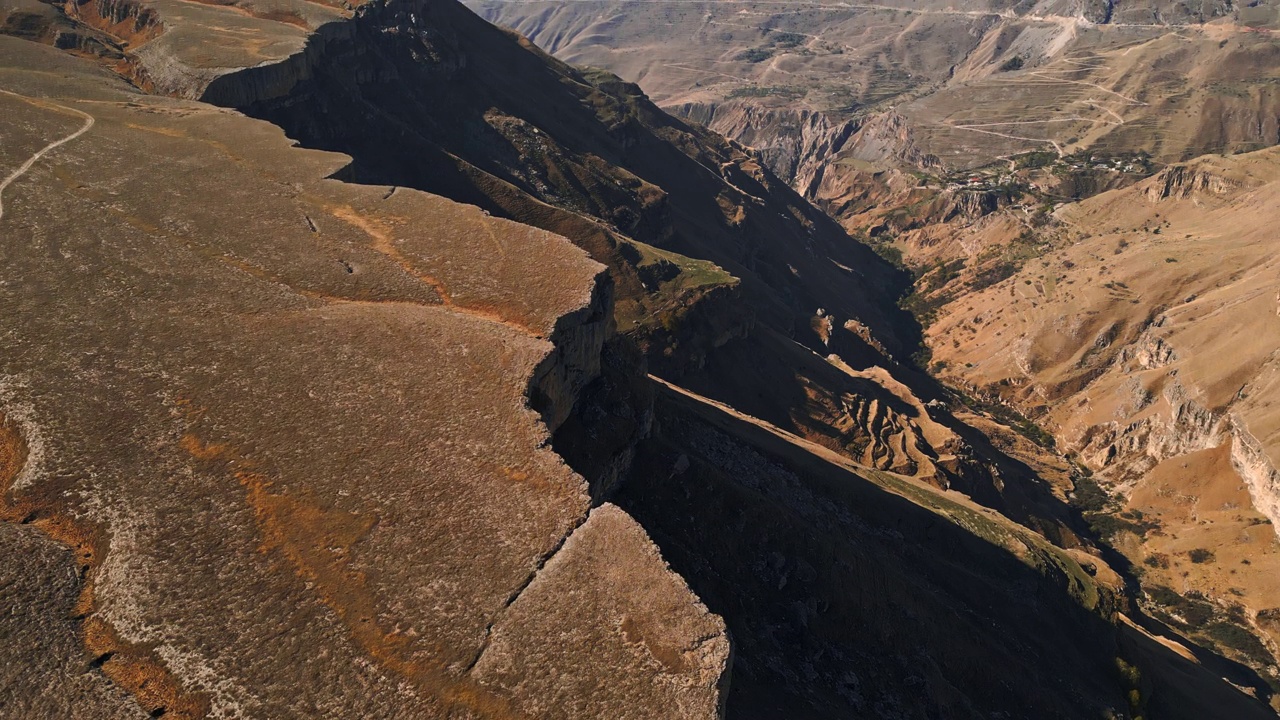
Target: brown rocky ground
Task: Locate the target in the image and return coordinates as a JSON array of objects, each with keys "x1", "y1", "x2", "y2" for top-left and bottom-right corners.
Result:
[{"x1": 0, "y1": 33, "x2": 727, "y2": 719}]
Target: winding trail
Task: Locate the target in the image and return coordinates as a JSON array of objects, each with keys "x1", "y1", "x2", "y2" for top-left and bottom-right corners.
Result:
[
  {"x1": 1026, "y1": 69, "x2": 1148, "y2": 105},
  {"x1": 0, "y1": 90, "x2": 95, "y2": 223},
  {"x1": 944, "y1": 122, "x2": 1065, "y2": 155}
]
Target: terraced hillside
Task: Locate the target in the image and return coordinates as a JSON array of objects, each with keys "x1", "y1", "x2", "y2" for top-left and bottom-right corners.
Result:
[{"x1": 470, "y1": 0, "x2": 1280, "y2": 213}]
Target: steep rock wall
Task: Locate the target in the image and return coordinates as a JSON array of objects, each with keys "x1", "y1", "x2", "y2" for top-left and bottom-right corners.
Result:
[{"x1": 671, "y1": 101, "x2": 856, "y2": 195}]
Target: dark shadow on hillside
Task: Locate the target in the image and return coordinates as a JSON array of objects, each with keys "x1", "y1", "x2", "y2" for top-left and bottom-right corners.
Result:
[
  {"x1": 613, "y1": 381, "x2": 1278, "y2": 720},
  {"x1": 208, "y1": 0, "x2": 920, "y2": 360}
]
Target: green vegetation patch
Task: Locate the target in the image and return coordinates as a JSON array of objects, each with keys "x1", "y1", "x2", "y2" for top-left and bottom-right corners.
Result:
[
  {"x1": 1187, "y1": 547, "x2": 1215, "y2": 564},
  {"x1": 999, "y1": 55, "x2": 1025, "y2": 72},
  {"x1": 968, "y1": 229, "x2": 1049, "y2": 292},
  {"x1": 1084, "y1": 508, "x2": 1161, "y2": 540},
  {"x1": 1014, "y1": 150, "x2": 1057, "y2": 170},
  {"x1": 900, "y1": 258, "x2": 965, "y2": 328},
  {"x1": 726, "y1": 85, "x2": 806, "y2": 100},
  {"x1": 627, "y1": 240, "x2": 736, "y2": 293},
  {"x1": 738, "y1": 48, "x2": 773, "y2": 63},
  {"x1": 1070, "y1": 475, "x2": 1111, "y2": 513},
  {"x1": 614, "y1": 240, "x2": 738, "y2": 333},
  {"x1": 1206, "y1": 621, "x2": 1273, "y2": 666},
  {"x1": 768, "y1": 31, "x2": 806, "y2": 48},
  {"x1": 953, "y1": 389, "x2": 1057, "y2": 449}
]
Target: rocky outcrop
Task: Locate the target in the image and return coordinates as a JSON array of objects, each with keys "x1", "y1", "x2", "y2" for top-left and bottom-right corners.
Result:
[
  {"x1": 187, "y1": 0, "x2": 946, "y2": 516},
  {"x1": 613, "y1": 379, "x2": 1148, "y2": 719},
  {"x1": 1119, "y1": 329, "x2": 1177, "y2": 369},
  {"x1": 1145, "y1": 163, "x2": 1240, "y2": 201},
  {"x1": 670, "y1": 101, "x2": 857, "y2": 194},
  {"x1": 1070, "y1": 325, "x2": 1280, "y2": 536},
  {"x1": 471, "y1": 503, "x2": 730, "y2": 720},
  {"x1": 1230, "y1": 420, "x2": 1280, "y2": 534},
  {"x1": 845, "y1": 111, "x2": 937, "y2": 168},
  {"x1": 529, "y1": 272, "x2": 613, "y2": 433},
  {"x1": 0, "y1": 522, "x2": 148, "y2": 719},
  {"x1": 194, "y1": 10, "x2": 351, "y2": 105},
  {"x1": 829, "y1": 390, "x2": 939, "y2": 476},
  {"x1": 1077, "y1": 378, "x2": 1230, "y2": 486},
  {"x1": 62, "y1": 0, "x2": 162, "y2": 46},
  {"x1": 640, "y1": 282, "x2": 753, "y2": 379}
]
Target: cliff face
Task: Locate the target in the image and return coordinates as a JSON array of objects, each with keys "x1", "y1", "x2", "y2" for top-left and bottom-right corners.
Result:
[
  {"x1": 196, "y1": 0, "x2": 1066, "y2": 505},
  {"x1": 207, "y1": 0, "x2": 916, "y2": 354},
  {"x1": 193, "y1": 0, "x2": 1102, "y2": 526},
  {"x1": 618, "y1": 378, "x2": 1280, "y2": 719},
  {"x1": 670, "y1": 101, "x2": 857, "y2": 196}
]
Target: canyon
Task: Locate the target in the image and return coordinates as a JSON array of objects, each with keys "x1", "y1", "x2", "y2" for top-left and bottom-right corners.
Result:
[
  {"x1": 465, "y1": 0, "x2": 1280, "y2": 707},
  {"x1": 0, "y1": 0, "x2": 1278, "y2": 717},
  {"x1": 465, "y1": 0, "x2": 1280, "y2": 708}
]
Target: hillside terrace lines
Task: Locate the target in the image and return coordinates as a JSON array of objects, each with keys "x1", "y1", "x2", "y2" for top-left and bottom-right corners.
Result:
[
  {"x1": 0, "y1": 90, "x2": 94, "y2": 223},
  {"x1": 166, "y1": 0, "x2": 345, "y2": 27},
  {"x1": 482, "y1": 0, "x2": 1263, "y2": 32},
  {"x1": 483, "y1": 0, "x2": 1278, "y2": 46},
  {"x1": 661, "y1": 62, "x2": 751, "y2": 83},
  {"x1": 956, "y1": 117, "x2": 1109, "y2": 128},
  {"x1": 1024, "y1": 69, "x2": 1148, "y2": 106},
  {"x1": 1083, "y1": 99, "x2": 1127, "y2": 125},
  {"x1": 936, "y1": 49, "x2": 1152, "y2": 155},
  {"x1": 943, "y1": 103, "x2": 1126, "y2": 152},
  {"x1": 942, "y1": 122, "x2": 1066, "y2": 156}
]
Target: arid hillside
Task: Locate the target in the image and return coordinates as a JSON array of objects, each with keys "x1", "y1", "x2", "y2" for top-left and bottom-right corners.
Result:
[
  {"x1": 922, "y1": 146, "x2": 1280, "y2": 691},
  {"x1": 177, "y1": 0, "x2": 1114, "y2": 532},
  {"x1": 1, "y1": 0, "x2": 1278, "y2": 717},
  {"x1": 470, "y1": 0, "x2": 1280, "y2": 222}
]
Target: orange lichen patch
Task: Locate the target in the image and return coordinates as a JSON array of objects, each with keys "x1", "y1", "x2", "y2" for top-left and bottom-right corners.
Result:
[
  {"x1": 0, "y1": 415, "x2": 210, "y2": 719},
  {"x1": 329, "y1": 205, "x2": 543, "y2": 336},
  {"x1": 180, "y1": 422, "x2": 536, "y2": 720},
  {"x1": 83, "y1": 617, "x2": 210, "y2": 719},
  {"x1": 179, "y1": 432, "x2": 231, "y2": 462},
  {"x1": 169, "y1": 0, "x2": 332, "y2": 28},
  {"x1": 330, "y1": 205, "x2": 451, "y2": 300},
  {"x1": 169, "y1": 0, "x2": 258, "y2": 19},
  {"x1": 0, "y1": 417, "x2": 25, "y2": 495},
  {"x1": 499, "y1": 465, "x2": 559, "y2": 492},
  {"x1": 124, "y1": 122, "x2": 187, "y2": 138},
  {"x1": 255, "y1": 8, "x2": 310, "y2": 29},
  {"x1": 298, "y1": 0, "x2": 359, "y2": 10}
]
